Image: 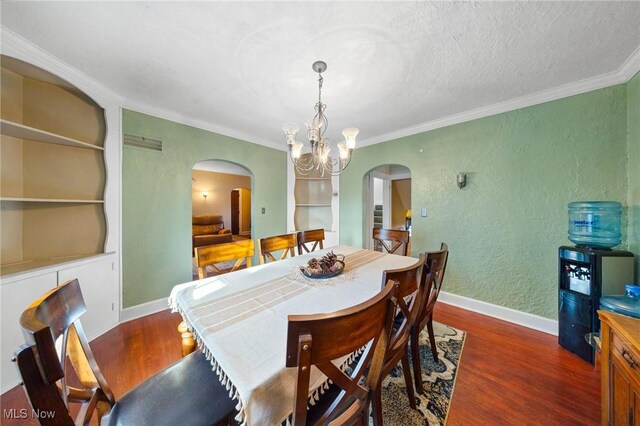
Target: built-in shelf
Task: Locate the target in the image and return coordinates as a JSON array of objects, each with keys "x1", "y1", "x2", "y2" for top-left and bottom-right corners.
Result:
[
  {"x1": 0, "y1": 253, "x2": 105, "y2": 277},
  {"x1": 0, "y1": 197, "x2": 104, "y2": 204},
  {"x1": 294, "y1": 153, "x2": 334, "y2": 232},
  {"x1": 1, "y1": 55, "x2": 107, "y2": 276},
  {"x1": 1, "y1": 55, "x2": 96, "y2": 105},
  {"x1": 0, "y1": 119, "x2": 104, "y2": 151}
]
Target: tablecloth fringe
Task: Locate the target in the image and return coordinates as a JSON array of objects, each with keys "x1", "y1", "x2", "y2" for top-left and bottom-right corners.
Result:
[
  {"x1": 169, "y1": 297, "x2": 365, "y2": 426},
  {"x1": 308, "y1": 344, "x2": 366, "y2": 406},
  {"x1": 168, "y1": 298, "x2": 248, "y2": 426}
]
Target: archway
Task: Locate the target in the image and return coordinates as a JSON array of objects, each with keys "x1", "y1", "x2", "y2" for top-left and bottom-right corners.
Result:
[
  {"x1": 363, "y1": 164, "x2": 411, "y2": 250},
  {"x1": 191, "y1": 160, "x2": 254, "y2": 278}
]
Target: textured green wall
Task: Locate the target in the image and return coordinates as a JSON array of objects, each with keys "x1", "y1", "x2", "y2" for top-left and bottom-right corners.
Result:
[
  {"x1": 122, "y1": 110, "x2": 287, "y2": 308},
  {"x1": 339, "y1": 85, "x2": 629, "y2": 319},
  {"x1": 628, "y1": 71, "x2": 640, "y2": 283}
]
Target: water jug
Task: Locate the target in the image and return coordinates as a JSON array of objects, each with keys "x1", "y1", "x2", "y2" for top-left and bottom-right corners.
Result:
[
  {"x1": 599, "y1": 285, "x2": 640, "y2": 319},
  {"x1": 568, "y1": 201, "x2": 622, "y2": 248}
]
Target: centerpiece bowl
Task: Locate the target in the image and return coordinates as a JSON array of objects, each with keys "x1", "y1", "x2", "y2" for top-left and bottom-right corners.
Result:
[{"x1": 299, "y1": 251, "x2": 345, "y2": 279}]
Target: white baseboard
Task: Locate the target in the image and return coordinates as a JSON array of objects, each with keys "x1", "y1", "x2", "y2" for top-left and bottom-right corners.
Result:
[
  {"x1": 120, "y1": 297, "x2": 170, "y2": 323},
  {"x1": 438, "y1": 291, "x2": 559, "y2": 336}
]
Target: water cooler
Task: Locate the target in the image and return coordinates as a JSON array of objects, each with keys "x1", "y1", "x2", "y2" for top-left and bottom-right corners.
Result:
[{"x1": 558, "y1": 246, "x2": 634, "y2": 363}]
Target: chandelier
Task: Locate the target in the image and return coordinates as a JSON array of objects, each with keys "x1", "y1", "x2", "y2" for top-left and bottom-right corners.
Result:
[{"x1": 283, "y1": 61, "x2": 358, "y2": 176}]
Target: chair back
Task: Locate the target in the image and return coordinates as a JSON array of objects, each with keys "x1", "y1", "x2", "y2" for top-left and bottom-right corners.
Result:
[
  {"x1": 16, "y1": 279, "x2": 114, "y2": 425},
  {"x1": 418, "y1": 243, "x2": 449, "y2": 326},
  {"x1": 286, "y1": 281, "x2": 397, "y2": 426},
  {"x1": 372, "y1": 228, "x2": 410, "y2": 256},
  {"x1": 296, "y1": 229, "x2": 325, "y2": 255},
  {"x1": 259, "y1": 233, "x2": 296, "y2": 264},
  {"x1": 381, "y1": 255, "x2": 426, "y2": 357},
  {"x1": 195, "y1": 239, "x2": 254, "y2": 278}
]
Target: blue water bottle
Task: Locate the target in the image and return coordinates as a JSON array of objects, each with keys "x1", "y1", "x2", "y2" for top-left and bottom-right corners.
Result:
[{"x1": 568, "y1": 201, "x2": 622, "y2": 248}]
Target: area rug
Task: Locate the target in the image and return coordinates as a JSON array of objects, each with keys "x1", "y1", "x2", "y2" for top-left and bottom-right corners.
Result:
[{"x1": 375, "y1": 322, "x2": 466, "y2": 426}]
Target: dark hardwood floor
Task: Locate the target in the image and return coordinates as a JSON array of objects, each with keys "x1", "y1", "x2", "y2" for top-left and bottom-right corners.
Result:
[
  {"x1": 0, "y1": 303, "x2": 599, "y2": 425},
  {"x1": 438, "y1": 306, "x2": 600, "y2": 425}
]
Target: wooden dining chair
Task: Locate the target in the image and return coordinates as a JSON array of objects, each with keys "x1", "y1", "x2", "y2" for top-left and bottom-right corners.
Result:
[
  {"x1": 195, "y1": 239, "x2": 254, "y2": 279},
  {"x1": 14, "y1": 279, "x2": 236, "y2": 426},
  {"x1": 372, "y1": 255, "x2": 427, "y2": 425},
  {"x1": 296, "y1": 228, "x2": 325, "y2": 255},
  {"x1": 259, "y1": 233, "x2": 296, "y2": 264},
  {"x1": 372, "y1": 228, "x2": 410, "y2": 256},
  {"x1": 286, "y1": 280, "x2": 397, "y2": 426},
  {"x1": 411, "y1": 243, "x2": 449, "y2": 394}
]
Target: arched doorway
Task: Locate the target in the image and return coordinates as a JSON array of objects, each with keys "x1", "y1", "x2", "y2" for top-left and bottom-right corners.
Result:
[
  {"x1": 363, "y1": 164, "x2": 411, "y2": 250},
  {"x1": 191, "y1": 160, "x2": 253, "y2": 277}
]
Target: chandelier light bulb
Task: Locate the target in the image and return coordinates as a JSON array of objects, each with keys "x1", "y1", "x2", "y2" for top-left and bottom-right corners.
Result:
[
  {"x1": 305, "y1": 121, "x2": 320, "y2": 143},
  {"x1": 319, "y1": 140, "x2": 330, "y2": 164},
  {"x1": 342, "y1": 128, "x2": 359, "y2": 150},
  {"x1": 310, "y1": 114, "x2": 324, "y2": 131},
  {"x1": 282, "y1": 122, "x2": 299, "y2": 145},
  {"x1": 337, "y1": 141, "x2": 349, "y2": 160},
  {"x1": 291, "y1": 142, "x2": 303, "y2": 160}
]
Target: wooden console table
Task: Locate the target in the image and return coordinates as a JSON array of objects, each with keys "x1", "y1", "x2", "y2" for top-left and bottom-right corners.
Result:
[{"x1": 598, "y1": 310, "x2": 640, "y2": 425}]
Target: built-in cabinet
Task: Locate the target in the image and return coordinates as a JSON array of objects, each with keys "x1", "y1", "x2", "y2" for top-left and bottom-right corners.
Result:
[
  {"x1": 1, "y1": 254, "x2": 118, "y2": 393},
  {"x1": 0, "y1": 47, "x2": 120, "y2": 395},
  {"x1": 1, "y1": 55, "x2": 107, "y2": 275},
  {"x1": 599, "y1": 311, "x2": 640, "y2": 425},
  {"x1": 288, "y1": 154, "x2": 339, "y2": 246}
]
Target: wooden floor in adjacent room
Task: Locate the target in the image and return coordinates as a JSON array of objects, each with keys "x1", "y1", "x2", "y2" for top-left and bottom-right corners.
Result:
[{"x1": 0, "y1": 303, "x2": 600, "y2": 425}]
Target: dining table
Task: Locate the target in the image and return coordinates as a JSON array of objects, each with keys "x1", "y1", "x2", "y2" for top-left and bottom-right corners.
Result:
[{"x1": 169, "y1": 244, "x2": 418, "y2": 426}]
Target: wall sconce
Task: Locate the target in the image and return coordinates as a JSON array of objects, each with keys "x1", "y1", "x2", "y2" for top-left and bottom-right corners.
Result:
[
  {"x1": 202, "y1": 192, "x2": 208, "y2": 200},
  {"x1": 456, "y1": 172, "x2": 467, "y2": 189}
]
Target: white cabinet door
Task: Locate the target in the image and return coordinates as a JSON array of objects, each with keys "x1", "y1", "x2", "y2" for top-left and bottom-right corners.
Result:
[
  {"x1": 1, "y1": 272, "x2": 58, "y2": 393},
  {"x1": 58, "y1": 255, "x2": 117, "y2": 341}
]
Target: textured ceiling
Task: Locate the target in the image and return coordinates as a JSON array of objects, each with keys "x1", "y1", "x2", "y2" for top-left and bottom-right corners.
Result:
[{"x1": 2, "y1": 2, "x2": 639, "y2": 150}]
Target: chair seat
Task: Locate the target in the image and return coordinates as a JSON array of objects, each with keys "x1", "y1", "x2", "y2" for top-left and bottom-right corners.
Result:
[{"x1": 102, "y1": 351, "x2": 235, "y2": 426}]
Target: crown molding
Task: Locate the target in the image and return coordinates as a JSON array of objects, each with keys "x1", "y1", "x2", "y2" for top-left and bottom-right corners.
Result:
[
  {"x1": 0, "y1": 27, "x2": 284, "y2": 151},
  {"x1": 4, "y1": 25, "x2": 637, "y2": 152},
  {"x1": 1, "y1": 28, "x2": 124, "y2": 105},
  {"x1": 618, "y1": 44, "x2": 640, "y2": 82},
  {"x1": 121, "y1": 100, "x2": 285, "y2": 151},
  {"x1": 357, "y1": 44, "x2": 640, "y2": 148}
]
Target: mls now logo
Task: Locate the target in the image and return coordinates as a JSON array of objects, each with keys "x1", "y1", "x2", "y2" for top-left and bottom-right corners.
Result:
[{"x1": 3, "y1": 408, "x2": 56, "y2": 419}]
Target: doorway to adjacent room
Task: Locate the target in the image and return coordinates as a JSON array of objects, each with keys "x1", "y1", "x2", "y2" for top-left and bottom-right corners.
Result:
[
  {"x1": 191, "y1": 160, "x2": 252, "y2": 240},
  {"x1": 363, "y1": 164, "x2": 411, "y2": 250}
]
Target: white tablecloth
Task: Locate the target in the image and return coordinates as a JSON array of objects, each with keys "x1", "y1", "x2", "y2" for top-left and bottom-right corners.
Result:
[{"x1": 169, "y1": 245, "x2": 417, "y2": 426}]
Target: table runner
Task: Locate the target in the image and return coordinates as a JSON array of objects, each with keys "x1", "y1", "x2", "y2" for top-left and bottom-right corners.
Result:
[{"x1": 169, "y1": 245, "x2": 418, "y2": 425}]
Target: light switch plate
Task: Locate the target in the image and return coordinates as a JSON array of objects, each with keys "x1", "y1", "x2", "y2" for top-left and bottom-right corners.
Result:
[
  {"x1": 421, "y1": 208, "x2": 427, "y2": 217},
  {"x1": 261, "y1": 207, "x2": 266, "y2": 214}
]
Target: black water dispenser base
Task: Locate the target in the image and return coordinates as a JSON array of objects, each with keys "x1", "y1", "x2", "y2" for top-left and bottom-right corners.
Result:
[{"x1": 557, "y1": 246, "x2": 634, "y2": 364}]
